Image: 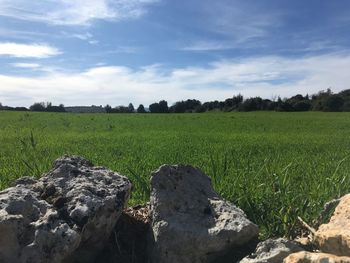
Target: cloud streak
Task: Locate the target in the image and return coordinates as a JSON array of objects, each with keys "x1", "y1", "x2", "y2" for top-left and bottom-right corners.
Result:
[
  {"x1": 0, "y1": 42, "x2": 61, "y2": 58},
  {"x1": 1, "y1": 53, "x2": 349, "y2": 107},
  {"x1": 11, "y1": 63, "x2": 41, "y2": 68},
  {"x1": 182, "y1": 0, "x2": 283, "y2": 51},
  {"x1": 0, "y1": 0, "x2": 159, "y2": 26}
]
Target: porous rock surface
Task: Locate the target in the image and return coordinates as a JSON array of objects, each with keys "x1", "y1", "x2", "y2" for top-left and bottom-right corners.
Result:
[
  {"x1": 239, "y1": 238, "x2": 303, "y2": 263},
  {"x1": 0, "y1": 156, "x2": 132, "y2": 263},
  {"x1": 283, "y1": 251, "x2": 350, "y2": 263},
  {"x1": 315, "y1": 194, "x2": 350, "y2": 256},
  {"x1": 149, "y1": 164, "x2": 259, "y2": 263}
]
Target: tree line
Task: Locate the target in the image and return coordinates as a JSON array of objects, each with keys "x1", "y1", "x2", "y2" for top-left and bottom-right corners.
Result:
[
  {"x1": 0, "y1": 102, "x2": 65, "y2": 112},
  {"x1": 1, "y1": 88, "x2": 349, "y2": 113},
  {"x1": 107, "y1": 88, "x2": 350, "y2": 113}
]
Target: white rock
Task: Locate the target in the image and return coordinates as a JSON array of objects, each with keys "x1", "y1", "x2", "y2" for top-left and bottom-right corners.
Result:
[
  {"x1": 240, "y1": 238, "x2": 303, "y2": 263},
  {"x1": 149, "y1": 164, "x2": 259, "y2": 263},
  {"x1": 0, "y1": 156, "x2": 132, "y2": 263}
]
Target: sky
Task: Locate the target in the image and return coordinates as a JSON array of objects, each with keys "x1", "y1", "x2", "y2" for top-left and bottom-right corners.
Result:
[{"x1": 1, "y1": 0, "x2": 350, "y2": 107}]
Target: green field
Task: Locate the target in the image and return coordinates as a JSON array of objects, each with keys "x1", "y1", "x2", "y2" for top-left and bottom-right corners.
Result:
[{"x1": 0, "y1": 111, "x2": 349, "y2": 238}]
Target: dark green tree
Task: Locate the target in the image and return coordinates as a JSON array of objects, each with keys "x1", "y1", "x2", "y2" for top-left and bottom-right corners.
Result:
[
  {"x1": 158, "y1": 100, "x2": 169, "y2": 113},
  {"x1": 149, "y1": 100, "x2": 168, "y2": 113},
  {"x1": 323, "y1": 95, "x2": 344, "y2": 112},
  {"x1": 128, "y1": 103, "x2": 135, "y2": 113},
  {"x1": 149, "y1": 102, "x2": 160, "y2": 113},
  {"x1": 137, "y1": 104, "x2": 146, "y2": 113},
  {"x1": 105, "y1": 104, "x2": 112, "y2": 113},
  {"x1": 29, "y1": 102, "x2": 46, "y2": 112}
]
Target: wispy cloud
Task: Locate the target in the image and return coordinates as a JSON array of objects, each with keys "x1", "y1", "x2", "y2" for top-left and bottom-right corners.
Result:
[
  {"x1": 0, "y1": 27, "x2": 49, "y2": 41},
  {"x1": 1, "y1": 53, "x2": 349, "y2": 106},
  {"x1": 0, "y1": 42, "x2": 61, "y2": 58},
  {"x1": 0, "y1": 0, "x2": 160, "y2": 26},
  {"x1": 70, "y1": 32, "x2": 93, "y2": 41},
  {"x1": 181, "y1": 1, "x2": 283, "y2": 51},
  {"x1": 107, "y1": 46, "x2": 140, "y2": 54},
  {"x1": 61, "y1": 31, "x2": 99, "y2": 45},
  {"x1": 10, "y1": 63, "x2": 41, "y2": 68},
  {"x1": 181, "y1": 41, "x2": 236, "y2": 51}
]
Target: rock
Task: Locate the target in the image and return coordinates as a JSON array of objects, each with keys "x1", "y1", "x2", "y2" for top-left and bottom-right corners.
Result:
[
  {"x1": 239, "y1": 238, "x2": 303, "y2": 263},
  {"x1": 149, "y1": 164, "x2": 259, "y2": 263},
  {"x1": 0, "y1": 156, "x2": 132, "y2": 263},
  {"x1": 315, "y1": 194, "x2": 350, "y2": 256},
  {"x1": 284, "y1": 251, "x2": 350, "y2": 263}
]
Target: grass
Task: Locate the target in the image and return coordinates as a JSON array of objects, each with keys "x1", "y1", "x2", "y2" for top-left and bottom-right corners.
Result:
[{"x1": 0, "y1": 110, "x2": 350, "y2": 239}]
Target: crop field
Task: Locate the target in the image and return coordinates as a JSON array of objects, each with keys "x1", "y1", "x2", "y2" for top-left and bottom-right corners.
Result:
[{"x1": 0, "y1": 111, "x2": 349, "y2": 238}]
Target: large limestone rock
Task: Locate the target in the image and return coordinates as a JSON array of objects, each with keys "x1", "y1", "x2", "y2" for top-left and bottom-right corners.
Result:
[
  {"x1": 315, "y1": 194, "x2": 350, "y2": 256},
  {"x1": 240, "y1": 238, "x2": 303, "y2": 263},
  {"x1": 149, "y1": 164, "x2": 259, "y2": 263},
  {"x1": 284, "y1": 251, "x2": 350, "y2": 263},
  {"x1": 0, "y1": 156, "x2": 132, "y2": 263}
]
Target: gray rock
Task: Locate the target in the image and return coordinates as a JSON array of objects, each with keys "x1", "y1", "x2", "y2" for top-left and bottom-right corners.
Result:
[
  {"x1": 149, "y1": 164, "x2": 259, "y2": 263},
  {"x1": 0, "y1": 156, "x2": 132, "y2": 263},
  {"x1": 239, "y1": 238, "x2": 303, "y2": 263}
]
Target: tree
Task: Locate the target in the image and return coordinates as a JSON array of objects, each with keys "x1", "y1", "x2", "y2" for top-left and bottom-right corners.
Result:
[
  {"x1": 194, "y1": 105, "x2": 206, "y2": 113},
  {"x1": 46, "y1": 102, "x2": 52, "y2": 108},
  {"x1": 293, "y1": 101, "x2": 312, "y2": 111},
  {"x1": 128, "y1": 103, "x2": 135, "y2": 113},
  {"x1": 170, "y1": 101, "x2": 186, "y2": 113},
  {"x1": 149, "y1": 100, "x2": 168, "y2": 113},
  {"x1": 29, "y1": 102, "x2": 46, "y2": 112},
  {"x1": 114, "y1": 106, "x2": 129, "y2": 113},
  {"x1": 137, "y1": 104, "x2": 146, "y2": 113},
  {"x1": 158, "y1": 100, "x2": 169, "y2": 113},
  {"x1": 224, "y1": 94, "x2": 243, "y2": 111},
  {"x1": 312, "y1": 89, "x2": 333, "y2": 111},
  {"x1": 239, "y1": 97, "x2": 264, "y2": 111},
  {"x1": 323, "y1": 95, "x2": 344, "y2": 112},
  {"x1": 45, "y1": 102, "x2": 66, "y2": 112},
  {"x1": 105, "y1": 104, "x2": 112, "y2": 113},
  {"x1": 149, "y1": 102, "x2": 160, "y2": 113}
]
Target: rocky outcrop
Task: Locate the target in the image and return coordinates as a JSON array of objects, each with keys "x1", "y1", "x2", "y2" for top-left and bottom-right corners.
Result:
[
  {"x1": 6, "y1": 158, "x2": 350, "y2": 263},
  {"x1": 0, "y1": 156, "x2": 132, "y2": 263},
  {"x1": 284, "y1": 251, "x2": 350, "y2": 263},
  {"x1": 240, "y1": 238, "x2": 303, "y2": 263},
  {"x1": 149, "y1": 164, "x2": 259, "y2": 263},
  {"x1": 314, "y1": 194, "x2": 350, "y2": 256}
]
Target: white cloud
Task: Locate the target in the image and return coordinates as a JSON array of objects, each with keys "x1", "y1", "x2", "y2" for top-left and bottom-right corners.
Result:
[
  {"x1": 70, "y1": 32, "x2": 94, "y2": 41},
  {"x1": 0, "y1": 53, "x2": 349, "y2": 107},
  {"x1": 0, "y1": 0, "x2": 159, "y2": 26},
  {"x1": 0, "y1": 42, "x2": 61, "y2": 58},
  {"x1": 11, "y1": 63, "x2": 41, "y2": 68}
]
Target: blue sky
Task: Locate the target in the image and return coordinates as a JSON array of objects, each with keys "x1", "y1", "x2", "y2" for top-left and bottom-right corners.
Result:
[{"x1": 1, "y1": 0, "x2": 350, "y2": 107}]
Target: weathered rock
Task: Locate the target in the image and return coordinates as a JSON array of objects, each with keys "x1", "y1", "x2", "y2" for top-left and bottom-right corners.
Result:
[
  {"x1": 149, "y1": 164, "x2": 259, "y2": 263},
  {"x1": 0, "y1": 156, "x2": 132, "y2": 263},
  {"x1": 315, "y1": 194, "x2": 350, "y2": 256},
  {"x1": 240, "y1": 238, "x2": 303, "y2": 263},
  {"x1": 284, "y1": 251, "x2": 350, "y2": 263}
]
